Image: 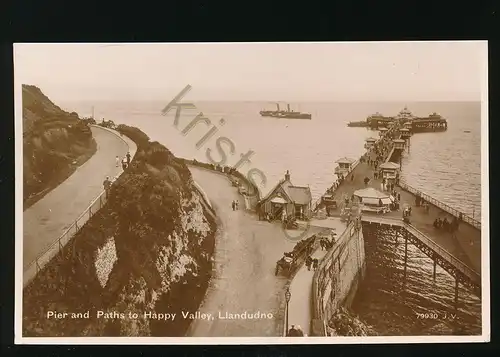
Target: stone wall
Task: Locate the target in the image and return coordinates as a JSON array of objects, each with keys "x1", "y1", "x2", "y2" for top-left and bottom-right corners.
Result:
[{"x1": 311, "y1": 219, "x2": 366, "y2": 336}]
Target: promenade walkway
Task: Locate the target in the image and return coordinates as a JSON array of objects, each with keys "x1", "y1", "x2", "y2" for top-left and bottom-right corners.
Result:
[
  {"x1": 323, "y1": 152, "x2": 481, "y2": 274},
  {"x1": 23, "y1": 126, "x2": 136, "y2": 271},
  {"x1": 186, "y1": 166, "x2": 324, "y2": 337},
  {"x1": 287, "y1": 217, "x2": 345, "y2": 336}
]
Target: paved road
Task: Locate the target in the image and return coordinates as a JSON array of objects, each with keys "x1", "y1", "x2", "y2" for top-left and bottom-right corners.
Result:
[
  {"x1": 287, "y1": 217, "x2": 345, "y2": 336},
  {"x1": 186, "y1": 166, "x2": 324, "y2": 337},
  {"x1": 23, "y1": 126, "x2": 131, "y2": 268}
]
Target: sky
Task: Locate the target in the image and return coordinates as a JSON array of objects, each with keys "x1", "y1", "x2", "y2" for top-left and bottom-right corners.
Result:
[{"x1": 14, "y1": 42, "x2": 488, "y2": 102}]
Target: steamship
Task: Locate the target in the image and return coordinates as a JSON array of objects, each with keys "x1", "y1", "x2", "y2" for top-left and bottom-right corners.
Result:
[{"x1": 260, "y1": 103, "x2": 312, "y2": 120}]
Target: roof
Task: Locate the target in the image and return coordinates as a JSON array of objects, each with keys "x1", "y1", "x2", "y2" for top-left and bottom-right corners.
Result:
[
  {"x1": 353, "y1": 187, "x2": 390, "y2": 199},
  {"x1": 379, "y1": 127, "x2": 388, "y2": 131},
  {"x1": 287, "y1": 186, "x2": 312, "y2": 205},
  {"x1": 261, "y1": 178, "x2": 312, "y2": 205},
  {"x1": 335, "y1": 157, "x2": 355, "y2": 164},
  {"x1": 379, "y1": 162, "x2": 401, "y2": 170},
  {"x1": 365, "y1": 137, "x2": 377, "y2": 141},
  {"x1": 393, "y1": 139, "x2": 405, "y2": 143},
  {"x1": 399, "y1": 128, "x2": 410, "y2": 131}
]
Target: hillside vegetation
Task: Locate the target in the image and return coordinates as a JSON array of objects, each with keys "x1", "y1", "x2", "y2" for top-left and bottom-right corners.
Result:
[
  {"x1": 22, "y1": 85, "x2": 96, "y2": 209},
  {"x1": 23, "y1": 124, "x2": 217, "y2": 337}
]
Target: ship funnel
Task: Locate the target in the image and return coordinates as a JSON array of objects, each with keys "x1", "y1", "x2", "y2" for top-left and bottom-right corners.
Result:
[
  {"x1": 287, "y1": 104, "x2": 291, "y2": 112},
  {"x1": 276, "y1": 103, "x2": 280, "y2": 111}
]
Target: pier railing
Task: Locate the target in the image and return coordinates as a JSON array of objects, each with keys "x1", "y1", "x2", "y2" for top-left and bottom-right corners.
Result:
[
  {"x1": 361, "y1": 215, "x2": 480, "y2": 284},
  {"x1": 397, "y1": 179, "x2": 481, "y2": 230},
  {"x1": 313, "y1": 131, "x2": 395, "y2": 212},
  {"x1": 23, "y1": 189, "x2": 109, "y2": 287}
]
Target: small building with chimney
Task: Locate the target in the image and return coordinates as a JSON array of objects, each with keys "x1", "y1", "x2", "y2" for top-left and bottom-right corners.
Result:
[{"x1": 257, "y1": 170, "x2": 312, "y2": 221}]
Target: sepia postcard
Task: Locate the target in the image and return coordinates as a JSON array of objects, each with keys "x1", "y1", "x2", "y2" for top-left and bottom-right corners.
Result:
[{"x1": 14, "y1": 41, "x2": 489, "y2": 344}]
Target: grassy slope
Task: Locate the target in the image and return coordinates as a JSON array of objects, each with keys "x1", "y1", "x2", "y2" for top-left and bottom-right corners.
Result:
[
  {"x1": 22, "y1": 85, "x2": 97, "y2": 210},
  {"x1": 22, "y1": 124, "x2": 217, "y2": 337}
]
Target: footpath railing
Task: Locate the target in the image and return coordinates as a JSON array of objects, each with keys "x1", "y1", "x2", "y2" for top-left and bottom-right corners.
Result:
[
  {"x1": 23, "y1": 125, "x2": 136, "y2": 288},
  {"x1": 23, "y1": 189, "x2": 111, "y2": 287},
  {"x1": 397, "y1": 179, "x2": 481, "y2": 230},
  {"x1": 180, "y1": 158, "x2": 262, "y2": 205},
  {"x1": 360, "y1": 215, "x2": 480, "y2": 284}
]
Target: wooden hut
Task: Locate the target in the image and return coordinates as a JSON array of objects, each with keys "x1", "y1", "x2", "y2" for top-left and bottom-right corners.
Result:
[{"x1": 258, "y1": 170, "x2": 312, "y2": 221}]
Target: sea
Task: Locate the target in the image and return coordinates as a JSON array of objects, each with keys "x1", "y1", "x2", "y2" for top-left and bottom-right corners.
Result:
[{"x1": 62, "y1": 100, "x2": 483, "y2": 335}]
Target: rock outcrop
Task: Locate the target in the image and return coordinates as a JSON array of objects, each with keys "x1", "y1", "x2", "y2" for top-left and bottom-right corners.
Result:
[
  {"x1": 22, "y1": 85, "x2": 97, "y2": 209},
  {"x1": 23, "y1": 123, "x2": 217, "y2": 337}
]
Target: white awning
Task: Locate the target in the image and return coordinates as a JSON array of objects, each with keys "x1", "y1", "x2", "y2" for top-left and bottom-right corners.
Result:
[
  {"x1": 271, "y1": 197, "x2": 287, "y2": 204},
  {"x1": 362, "y1": 197, "x2": 382, "y2": 205},
  {"x1": 381, "y1": 197, "x2": 392, "y2": 205}
]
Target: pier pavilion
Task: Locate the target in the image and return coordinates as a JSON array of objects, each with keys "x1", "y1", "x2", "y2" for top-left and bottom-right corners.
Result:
[
  {"x1": 399, "y1": 128, "x2": 411, "y2": 139},
  {"x1": 379, "y1": 161, "x2": 401, "y2": 186},
  {"x1": 379, "y1": 127, "x2": 388, "y2": 137},
  {"x1": 257, "y1": 170, "x2": 312, "y2": 220},
  {"x1": 393, "y1": 138, "x2": 405, "y2": 150},
  {"x1": 334, "y1": 157, "x2": 356, "y2": 178},
  {"x1": 411, "y1": 114, "x2": 448, "y2": 133},
  {"x1": 364, "y1": 137, "x2": 377, "y2": 149}
]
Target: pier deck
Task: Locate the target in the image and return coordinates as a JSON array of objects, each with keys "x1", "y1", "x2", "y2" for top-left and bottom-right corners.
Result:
[{"x1": 319, "y1": 154, "x2": 481, "y2": 275}]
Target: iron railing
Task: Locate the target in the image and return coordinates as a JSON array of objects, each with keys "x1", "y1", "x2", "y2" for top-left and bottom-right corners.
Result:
[
  {"x1": 23, "y1": 189, "x2": 109, "y2": 287},
  {"x1": 360, "y1": 215, "x2": 480, "y2": 284},
  {"x1": 313, "y1": 132, "x2": 395, "y2": 212},
  {"x1": 23, "y1": 125, "x2": 136, "y2": 287},
  {"x1": 397, "y1": 179, "x2": 481, "y2": 230}
]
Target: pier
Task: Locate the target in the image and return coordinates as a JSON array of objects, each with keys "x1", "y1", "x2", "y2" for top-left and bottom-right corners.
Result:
[
  {"x1": 361, "y1": 216, "x2": 480, "y2": 297},
  {"x1": 313, "y1": 123, "x2": 481, "y2": 296}
]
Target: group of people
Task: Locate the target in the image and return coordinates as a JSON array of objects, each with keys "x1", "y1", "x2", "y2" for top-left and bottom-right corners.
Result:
[
  {"x1": 305, "y1": 256, "x2": 319, "y2": 271},
  {"x1": 433, "y1": 216, "x2": 460, "y2": 233},
  {"x1": 115, "y1": 151, "x2": 132, "y2": 170},
  {"x1": 286, "y1": 325, "x2": 305, "y2": 337},
  {"x1": 231, "y1": 200, "x2": 240, "y2": 211},
  {"x1": 319, "y1": 236, "x2": 334, "y2": 250}
]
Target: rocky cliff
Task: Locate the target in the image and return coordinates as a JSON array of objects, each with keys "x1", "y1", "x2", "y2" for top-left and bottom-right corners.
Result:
[
  {"x1": 22, "y1": 124, "x2": 217, "y2": 337},
  {"x1": 22, "y1": 85, "x2": 97, "y2": 209}
]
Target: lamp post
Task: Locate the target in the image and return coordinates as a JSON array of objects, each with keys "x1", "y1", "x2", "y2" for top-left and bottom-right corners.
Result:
[{"x1": 285, "y1": 287, "x2": 291, "y2": 335}]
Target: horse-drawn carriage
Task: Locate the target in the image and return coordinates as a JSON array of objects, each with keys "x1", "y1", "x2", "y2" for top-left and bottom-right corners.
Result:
[
  {"x1": 275, "y1": 256, "x2": 295, "y2": 277},
  {"x1": 282, "y1": 216, "x2": 299, "y2": 229}
]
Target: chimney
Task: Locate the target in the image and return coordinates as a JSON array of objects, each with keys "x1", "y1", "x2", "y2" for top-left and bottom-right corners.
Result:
[
  {"x1": 285, "y1": 170, "x2": 290, "y2": 181},
  {"x1": 287, "y1": 104, "x2": 290, "y2": 112}
]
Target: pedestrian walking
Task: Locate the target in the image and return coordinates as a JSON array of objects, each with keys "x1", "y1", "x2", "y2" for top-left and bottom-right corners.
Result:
[
  {"x1": 232, "y1": 200, "x2": 235, "y2": 211},
  {"x1": 306, "y1": 256, "x2": 312, "y2": 271},
  {"x1": 115, "y1": 155, "x2": 120, "y2": 167},
  {"x1": 126, "y1": 151, "x2": 131, "y2": 165},
  {"x1": 103, "y1": 176, "x2": 112, "y2": 197},
  {"x1": 121, "y1": 157, "x2": 127, "y2": 170},
  {"x1": 236, "y1": 200, "x2": 239, "y2": 210},
  {"x1": 312, "y1": 258, "x2": 319, "y2": 271}
]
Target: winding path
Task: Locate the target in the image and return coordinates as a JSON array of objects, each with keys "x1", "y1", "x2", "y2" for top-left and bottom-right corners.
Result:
[
  {"x1": 23, "y1": 126, "x2": 135, "y2": 270},
  {"x1": 186, "y1": 166, "x2": 323, "y2": 337}
]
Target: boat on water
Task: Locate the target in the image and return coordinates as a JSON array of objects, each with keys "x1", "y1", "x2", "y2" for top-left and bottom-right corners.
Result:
[{"x1": 260, "y1": 103, "x2": 312, "y2": 119}]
